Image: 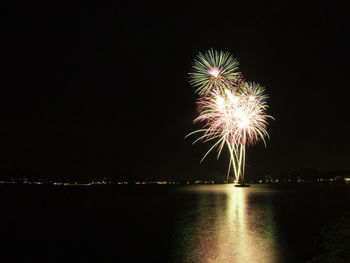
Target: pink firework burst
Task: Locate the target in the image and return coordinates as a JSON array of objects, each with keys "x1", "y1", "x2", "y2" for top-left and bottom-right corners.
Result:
[{"x1": 188, "y1": 82, "x2": 273, "y2": 182}]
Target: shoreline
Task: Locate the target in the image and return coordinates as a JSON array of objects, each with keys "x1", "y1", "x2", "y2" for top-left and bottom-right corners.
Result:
[{"x1": 308, "y1": 211, "x2": 350, "y2": 262}]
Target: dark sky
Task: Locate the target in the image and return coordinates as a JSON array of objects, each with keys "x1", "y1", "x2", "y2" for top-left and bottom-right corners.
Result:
[{"x1": 2, "y1": 1, "x2": 350, "y2": 181}]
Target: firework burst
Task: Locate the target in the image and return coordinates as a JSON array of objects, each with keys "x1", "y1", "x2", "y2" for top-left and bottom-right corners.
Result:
[
  {"x1": 195, "y1": 82, "x2": 270, "y2": 146},
  {"x1": 188, "y1": 49, "x2": 242, "y2": 95},
  {"x1": 186, "y1": 50, "x2": 273, "y2": 183},
  {"x1": 189, "y1": 82, "x2": 272, "y2": 181}
]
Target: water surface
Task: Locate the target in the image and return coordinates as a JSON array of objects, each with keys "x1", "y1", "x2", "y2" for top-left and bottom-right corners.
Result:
[{"x1": 1, "y1": 183, "x2": 349, "y2": 262}]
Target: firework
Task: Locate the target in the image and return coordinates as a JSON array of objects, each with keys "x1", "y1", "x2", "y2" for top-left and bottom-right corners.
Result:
[
  {"x1": 188, "y1": 49, "x2": 242, "y2": 95},
  {"x1": 186, "y1": 50, "x2": 273, "y2": 183}
]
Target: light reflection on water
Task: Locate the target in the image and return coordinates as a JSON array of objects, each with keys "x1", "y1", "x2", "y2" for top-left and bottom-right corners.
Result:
[{"x1": 175, "y1": 184, "x2": 280, "y2": 263}]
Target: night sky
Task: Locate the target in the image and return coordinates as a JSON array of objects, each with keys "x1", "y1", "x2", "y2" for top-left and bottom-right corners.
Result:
[{"x1": 2, "y1": 2, "x2": 350, "y2": 181}]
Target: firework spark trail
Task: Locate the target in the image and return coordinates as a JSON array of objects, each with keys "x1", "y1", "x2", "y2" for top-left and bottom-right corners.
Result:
[{"x1": 186, "y1": 49, "x2": 273, "y2": 183}]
